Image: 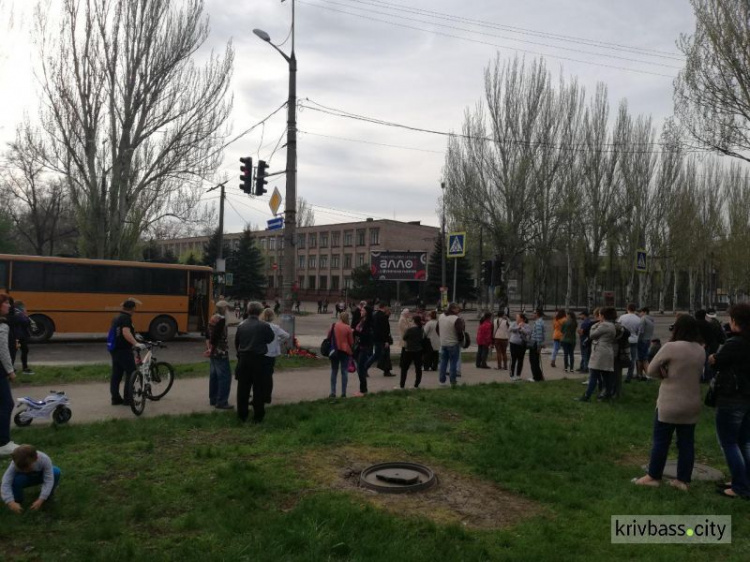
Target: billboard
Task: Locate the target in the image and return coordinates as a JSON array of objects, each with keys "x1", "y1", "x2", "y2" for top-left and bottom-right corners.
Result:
[{"x1": 370, "y1": 251, "x2": 428, "y2": 282}]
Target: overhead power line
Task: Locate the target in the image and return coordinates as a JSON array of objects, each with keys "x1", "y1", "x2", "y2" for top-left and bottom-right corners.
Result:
[
  {"x1": 338, "y1": 0, "x2": 684, "y2": 60},
  {"x1": 300, "y1": 98, "x2": 707, "y2": 155},
  {"x1": 297, "y1": 0, "x2": 677, "y2": 79},
  {"x1": 299, "y1": 129, "x2": 444, "y2": 154},
  {"x1": 309, "y1": 0, "x2": 681, "y2": 69}
]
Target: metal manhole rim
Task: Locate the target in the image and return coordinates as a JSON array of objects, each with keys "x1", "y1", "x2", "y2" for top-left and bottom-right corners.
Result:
[{"x1": 360, "y1": 461, "x2": 437, "y2": 494}]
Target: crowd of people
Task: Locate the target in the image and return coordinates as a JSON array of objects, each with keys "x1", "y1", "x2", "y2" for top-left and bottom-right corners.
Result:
[{"x1": 2, "y1": 293, "x2": 749, "y2": 513}]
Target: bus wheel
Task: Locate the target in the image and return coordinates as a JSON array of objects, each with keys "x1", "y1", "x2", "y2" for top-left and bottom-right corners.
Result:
[
  {"x1": 149, "y1": 316, "x2": 177, "y2": 341},
  {"x1": 29, "y1": 315, "x2": 54, "y2": 342}
]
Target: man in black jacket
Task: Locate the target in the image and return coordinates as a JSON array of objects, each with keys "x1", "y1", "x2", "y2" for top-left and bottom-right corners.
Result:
[
  {"x1": 235, "y1": 301, "x2": 275, "y2": 423},
  {"x1": 365, "y1": 302, "x2": 393, "y2": 376}
]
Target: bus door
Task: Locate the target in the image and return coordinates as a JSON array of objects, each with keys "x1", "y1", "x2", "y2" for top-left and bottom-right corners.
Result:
[{"x1": 188, "y1": 271, "x2": 210, "y2": 334}]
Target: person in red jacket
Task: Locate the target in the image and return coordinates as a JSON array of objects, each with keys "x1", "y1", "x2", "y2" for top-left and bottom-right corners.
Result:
[{"x1": 475, "y1": 312, "x2": 493, "y2": 369}]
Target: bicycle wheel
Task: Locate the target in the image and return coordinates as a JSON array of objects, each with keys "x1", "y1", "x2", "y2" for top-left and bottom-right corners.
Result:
[
  {"x1": 147, "y1": 361, "x2": 175, "y2": 401},
  {"x1": 129, "y1": 371, "x2": 147, "y2": 416}
]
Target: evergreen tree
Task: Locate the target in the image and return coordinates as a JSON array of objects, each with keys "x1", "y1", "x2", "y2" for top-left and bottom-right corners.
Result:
[
  {"x1": 426, "y1": 236, "x2": 476, "y2": 303},
  {"x1": 202, "y1": 227, "x2": 229, "y2": 267},
  {"x1": 231, "y1": 228, "x2": 266, "y2": 299}
]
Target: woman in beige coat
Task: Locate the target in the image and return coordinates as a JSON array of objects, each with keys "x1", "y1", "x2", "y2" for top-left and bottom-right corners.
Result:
[
  {"x1": 632, "y1": 315, "x2": 705, "y2": 491},
  {"x1": 577, "y1": 307, "x2": 616, "y2": 402}
]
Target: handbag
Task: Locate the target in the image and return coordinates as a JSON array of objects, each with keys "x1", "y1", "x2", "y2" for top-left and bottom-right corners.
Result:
[
  {"x1": 320, "y1": 323, "x2": 337, "y2": 357},
  {"x1": 461, "y1": 331, "x2": 471, "y2": 349},
  {"x1": 347, "y1": 356, "x2": 357, "y2": 373}
]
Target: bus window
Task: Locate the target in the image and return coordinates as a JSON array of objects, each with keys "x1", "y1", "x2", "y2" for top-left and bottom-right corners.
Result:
[{"x1": 0, "y1": 260, "x2": 7, "y2": 289}]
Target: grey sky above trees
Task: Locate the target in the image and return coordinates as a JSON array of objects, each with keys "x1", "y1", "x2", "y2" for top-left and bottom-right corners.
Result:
[{"x1": 1, "y1": 0, "x2": 696, "y2": 232}]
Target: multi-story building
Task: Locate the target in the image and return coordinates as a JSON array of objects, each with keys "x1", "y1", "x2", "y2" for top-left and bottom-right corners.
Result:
[{"x1": 156, "y1": 218, "x2": 438, "y2": 298}]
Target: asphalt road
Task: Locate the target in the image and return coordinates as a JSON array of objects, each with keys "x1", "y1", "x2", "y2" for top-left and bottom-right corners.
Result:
[{"x1": 26, "y1": 310, "x2": 687, "y2": 366}]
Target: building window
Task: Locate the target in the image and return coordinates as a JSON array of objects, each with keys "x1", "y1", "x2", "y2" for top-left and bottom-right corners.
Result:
[
  {"x1": 332, "y1": 232, "x2": 340, "y2": 247},
  {"x1": 297, "y1": 234, "x2": 306, "y2": 248},
  {"x1": 331, "y1": 255, "x2": 340, "y2": 269},
  {"x1": 298, "y1": 256, "x2": 305, "y2": 269},
  {"x1": 298, "y1": 275, "x2": 305, "y2": 289},
  {"x1": 268, "y1": 276, "x2": 275, "y2": 288},
  {"x1": 369, "y1": 228, "x2": 380, "y2": 245},
  {"x1": 308, "y1": 275, "x2": 316, "y2": 290},
  {"x1": 344, "y1": 277, "x2": 353, "y2": 289},
  {"x1": 320, "y1": 233, "x2": 329, "y2": 248},
  {"x1": 344, "y1": 254, "x2": 352, "y2": 268},
  {"x1": 320, "y1": 255, "x2": 328, "y2": 269},
  {"x1": 279, "y1": 237, "x2": 284, "y2": 249},
  {"x1": 308, "y1": 256, "x2": 316, "y2": 269},
  {"x1": 344, "y1": 230, "x2": 353, "y2": 246},
  {"x1": 269, "y1": 238, "x2": 276, "y2": 250},
  {"x1": 319, "y1": 275, "x2": 328, "y2": 290},
  {"x1": 260, "y1": 238, "x2": 267, "y2": 251},
  {"x1": 357, "y1": 253, "x2": 366, "y2": 266},
  {"x1": 356, "y1": 229, "x2": 365, "y2": 246},
  {"x1": 309, "y1": 234, "x2": 317, "y2": 248},
  {"x1": 332, "y1": 276, "x2": 340, "y2": 290}
]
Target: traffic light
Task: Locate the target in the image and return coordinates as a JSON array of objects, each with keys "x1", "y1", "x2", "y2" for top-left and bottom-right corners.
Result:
[
  {"x1": 240, "y1": 157, "x2": 253, "y2": 194},
  {"x1": 482, "y1": 259, "x2": 493, "y2": 286},
  {"x1": 255, "y1": 160, "x2": 268, "y2": 196}
]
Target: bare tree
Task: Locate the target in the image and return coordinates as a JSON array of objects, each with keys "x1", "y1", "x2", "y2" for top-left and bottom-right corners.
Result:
[
  {"x1": 613, "y1": 102, "x2": 657, "y2": 305},
  {"x1": 579, "y1": 84, "x2": 620, "y2": 310},
  {"x1": 296, "y1": 196, "x2": 315, "y2": 228},
  {"x1": 27, "y1": 0, "x2": 233, "y2": 259},
  {"x1": 2, "y1": 127, "x2": 78, "y2": 255},
  {"x1": 675, "y1": 1, "x2": 750, "y2": 163}
]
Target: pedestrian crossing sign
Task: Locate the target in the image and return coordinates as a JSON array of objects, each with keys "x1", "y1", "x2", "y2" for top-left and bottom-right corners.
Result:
[
  {"x1": 447, "y1": 232, "x2": 466, "y2": 258},
  {"x1": 635, "y1": 249, "x2": 648, "y2": 273}
]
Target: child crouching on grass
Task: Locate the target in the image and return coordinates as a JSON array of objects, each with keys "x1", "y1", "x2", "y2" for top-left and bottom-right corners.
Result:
[{"x1": 2, "y1": 445, "x2": 60, "y2": 513}]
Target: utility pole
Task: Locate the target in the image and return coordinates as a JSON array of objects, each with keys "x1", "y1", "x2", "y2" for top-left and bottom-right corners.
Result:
[
  {"x1": 207, "y1": 180, "x2": 228, "y2": 298},
  {"x1": 441, "y1": 181, "x2": 447, "y2": 309}
]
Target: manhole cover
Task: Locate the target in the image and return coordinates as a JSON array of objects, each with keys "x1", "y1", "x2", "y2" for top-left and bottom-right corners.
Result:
[
  {"x1": 360, "y1": 462, "x2": 437, "y2": 494},
  {"x1": 639, "y1": 461, "x2": 724, "y2": 482}
]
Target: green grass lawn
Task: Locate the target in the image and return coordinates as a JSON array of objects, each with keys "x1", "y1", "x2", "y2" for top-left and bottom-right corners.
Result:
[
  {"x1": 16, "y1": 355, "x2": 325, "y2": 387},
  {"x1": 0, "y1": 380, "x2": 746, "y2": 561}
]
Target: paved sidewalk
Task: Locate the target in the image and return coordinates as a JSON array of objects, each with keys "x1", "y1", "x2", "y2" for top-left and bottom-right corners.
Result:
[{"x1": 10, "y1": 359, "x2": 587, "y2": 426}]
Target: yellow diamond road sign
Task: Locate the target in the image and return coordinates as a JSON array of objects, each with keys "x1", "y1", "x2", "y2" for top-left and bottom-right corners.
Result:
[{"x1": 269, "y1": 187, "x2": 282, "y2": 216}]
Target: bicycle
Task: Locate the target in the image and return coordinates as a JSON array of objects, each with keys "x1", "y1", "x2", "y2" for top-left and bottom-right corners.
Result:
[{"x1": 127, "y1": 339, "x2": 175, "y2": 416}]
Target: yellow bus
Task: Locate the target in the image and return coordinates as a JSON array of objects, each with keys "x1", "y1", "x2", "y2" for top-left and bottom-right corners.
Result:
[{"x1": 0, "y1": 254, "x2": 213, "y2": 342}]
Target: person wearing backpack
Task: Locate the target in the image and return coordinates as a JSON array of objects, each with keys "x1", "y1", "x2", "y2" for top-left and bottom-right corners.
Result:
[
  {"x1": 577, "y1": 307, "x2": 616, "y2": 402},
  {"x1": 612, "y1": 321, "x2": 632, "y2": 399},
  {"x1": 493, "y1": 312, "x2": 510, "y2": 370},
  {"x1": 108, "y1": 299, "x2": 142, "y2": 406}
]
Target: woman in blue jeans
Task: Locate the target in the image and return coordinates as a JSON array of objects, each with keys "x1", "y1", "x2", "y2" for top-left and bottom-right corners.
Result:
[
  {"x1": 631, "y1": 315, "x2": 705, "y2": 491},
  {"x1": 328, "y1": 311, "x2": 354, "y2": 398},
  {"x1": 709, "y1": 303, "x2": 750, "y2": 499}
]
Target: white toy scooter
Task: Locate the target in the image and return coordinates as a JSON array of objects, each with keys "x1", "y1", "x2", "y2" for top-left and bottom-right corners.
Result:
[{"x1": 14, "y1": 391, "x2": 73, "y2": 426}]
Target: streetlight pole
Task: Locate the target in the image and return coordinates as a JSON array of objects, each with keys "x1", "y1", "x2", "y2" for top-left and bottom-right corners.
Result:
[{"x1": 253, "y1": 2, "x2": 297, "y2": 315}]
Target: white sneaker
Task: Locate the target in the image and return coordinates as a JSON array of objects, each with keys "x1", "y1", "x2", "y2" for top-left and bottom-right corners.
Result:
[
  {"x1": 393, "y1": 386, "x2": 405, "y2": 390},
  {"x1": 526, "y1": 377, "x2": 535, "y2": 382},
  {"x1": 439, "y1": 381, "x2": 448, "y2": 387},
  {"x1": 0, "y1": 441, "x2": 19, "y2": 456}
]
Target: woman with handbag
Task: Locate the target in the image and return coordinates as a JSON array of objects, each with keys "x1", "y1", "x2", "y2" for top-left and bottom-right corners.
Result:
[
  {"x1": 631, "y1": 314, "x2": 705, "y2": 491},
  {"x1": 329, "y1": 311, "x2": 354, "y2": 398},
  {"x1": 708, "y1": 303, "x2": 750, "y2": 499}
]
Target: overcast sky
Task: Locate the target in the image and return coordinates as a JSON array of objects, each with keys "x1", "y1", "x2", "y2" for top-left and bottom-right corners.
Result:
[{"x1": 0, "y1": 0, "x2": 696, "y2": 233}]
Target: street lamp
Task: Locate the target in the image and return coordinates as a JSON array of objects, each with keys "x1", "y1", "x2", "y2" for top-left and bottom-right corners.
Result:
[{"x1": 252, "y1": 6, "x2": 297, "y2": 317}]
